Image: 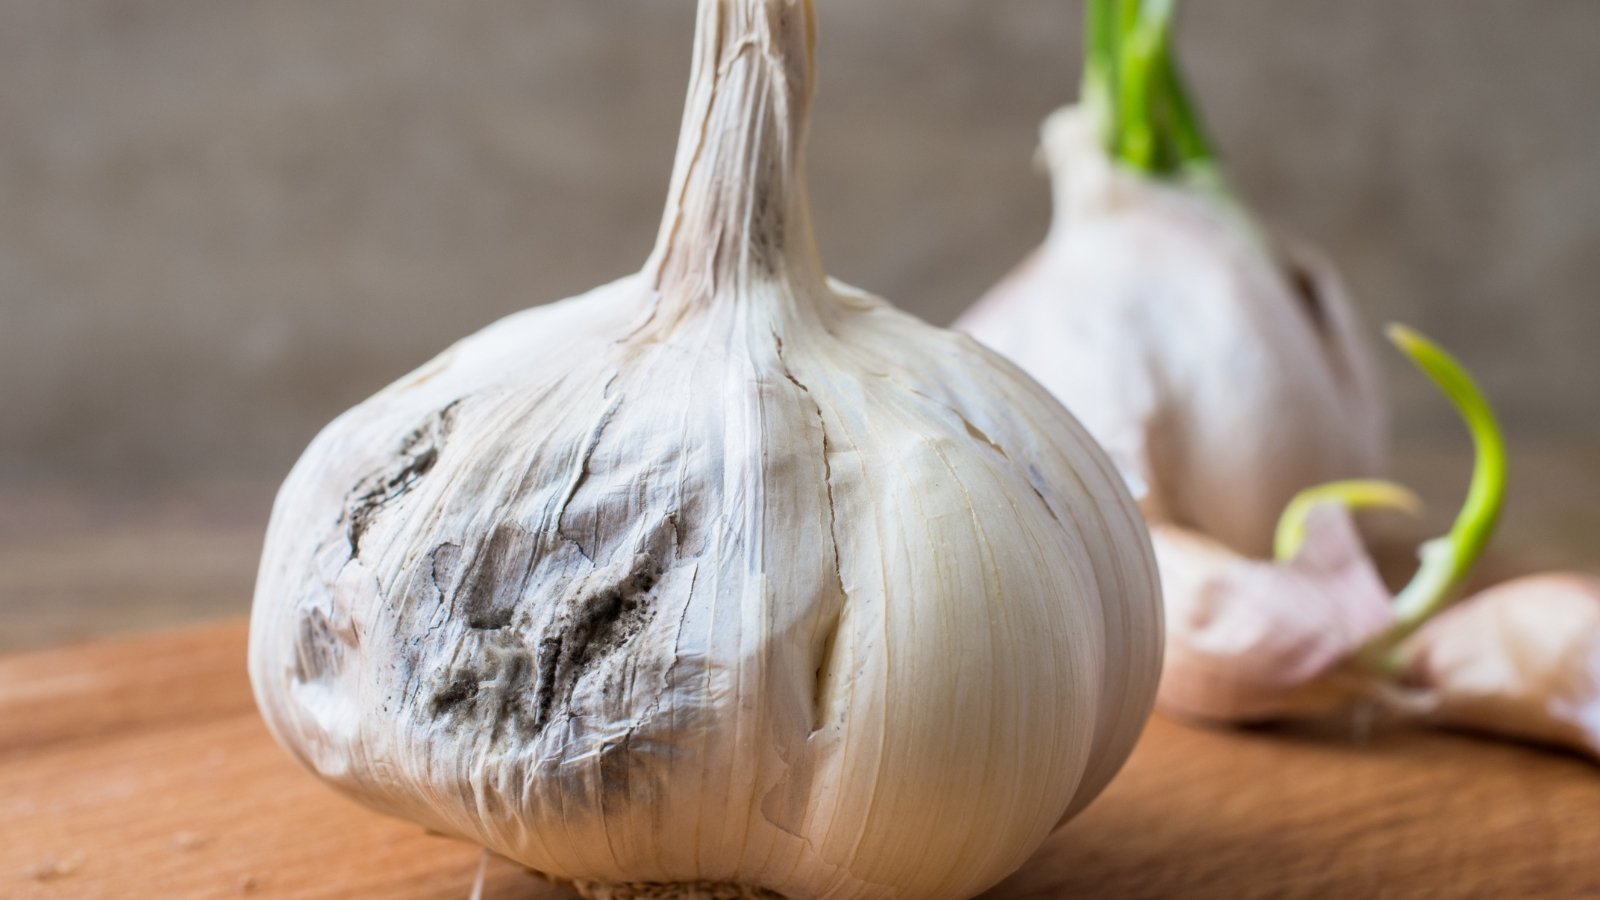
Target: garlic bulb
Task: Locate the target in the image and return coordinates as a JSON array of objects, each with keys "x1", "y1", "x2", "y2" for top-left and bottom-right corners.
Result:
[
  {"x1": 1403, "y1": 574, "x2": 1600, "y2": 759},
  {"x1": 248, "y1": 3, "x2": 1162, "y2": 899},
  {"x1": 957, "y1": 3, "x2": 1386, "y2": 557},
  {"x1": 1152, "y1": 506, "x2": 1393, "y2": 723}
]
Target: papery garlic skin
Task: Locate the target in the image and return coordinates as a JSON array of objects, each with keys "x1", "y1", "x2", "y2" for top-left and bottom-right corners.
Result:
[
  {"x1": 248, "y1": 3, "x2": 1162, "y2": 899},
  {"x1": 1152, "y1": 505, "x2": 1393, "y2": 723},
  {"x1": 1403, "y1": 574, "x2": 1600, "y2": 758},
  {"x1": 958, "y1": 108, "x2": 1387, "y2": 557}
]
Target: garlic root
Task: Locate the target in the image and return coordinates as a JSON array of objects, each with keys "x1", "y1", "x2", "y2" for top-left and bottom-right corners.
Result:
[{"x1": 570, "y1": 882, "x2": 782, "y2": 900}]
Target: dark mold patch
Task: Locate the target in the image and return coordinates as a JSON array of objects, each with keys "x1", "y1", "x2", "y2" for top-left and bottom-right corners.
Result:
[
  {"x1": 429, "y1": 671, "x2": 479, "y2": 716},
  {"x1": 460, "y1": 524, "x2": 538, "y2": 631},
  {"x1": 532, "y1": 555, "x2": 662, "y2": 731},
  {"x1": 425, "y1": 526, "x2": 675, "y2": 753},
  {"x1": 488, "y1": 646, "x2": 537, "y2": 740},
  {"x1": 342, "y1": 402, "x2": 459, "y2": 555},
  {"x1": 428, "y1": 634, "x2": 538, "y2": 742},
  {"x1": 293, "y1": 608, "x2": 343, "y2": 684}
]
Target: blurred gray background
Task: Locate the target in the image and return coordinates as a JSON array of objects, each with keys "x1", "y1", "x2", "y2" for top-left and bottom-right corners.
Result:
[
  {"x1": 2, "y1": 1, "x2": 1597, "y2": 648},
  {"x1": 5, "y1": 0, "x2": 1599, "y2": 486}
]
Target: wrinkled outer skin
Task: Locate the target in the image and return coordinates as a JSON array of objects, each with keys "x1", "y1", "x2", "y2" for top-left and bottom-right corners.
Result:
[
  {"x1": 959, "y1": 108, "x2": 1388, "y2": 558},
  {"x1": 248, "y1": 4, "x2": 1163, "y2": 899},
  {"x1": 1405, "y1": 574, "x2": 1600, "y2": 759}
]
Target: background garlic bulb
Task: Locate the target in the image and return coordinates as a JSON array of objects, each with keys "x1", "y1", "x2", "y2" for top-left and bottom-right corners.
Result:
[
  {"x1": 957, "y1": 1, "x2": 1387, "y2": 557},
  {"x1": 249, "y1": 2, "x2": 1163, "y2": 899},
  {"x1": 1152, "y1": 326, "x2": 1509, "y2": 730}
]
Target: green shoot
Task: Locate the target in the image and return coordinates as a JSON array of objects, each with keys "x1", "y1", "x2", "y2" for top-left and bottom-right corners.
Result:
[
  {"x1": 1358, "y1": 325, "x2": 1508, "y2": 668},
  {"x1": 1115, "y1": 0, "x2": 1165, "y2": 170},
  {"x1": 1156, "y1": 31, "x2": 1214, "y2": 173},
  {"x1": 1267, "y1": 326, "x2": 1507, "y2": 672},
  {"x1": 1273, "y1": 480, "x2": 1423, "y2": 564},
  {"x1": 1083, "y1": 0, "x2": 1120, "y2": 134},
  {"x1": 1082, "y1": 0, "x2": 1216, "y2": 177}
]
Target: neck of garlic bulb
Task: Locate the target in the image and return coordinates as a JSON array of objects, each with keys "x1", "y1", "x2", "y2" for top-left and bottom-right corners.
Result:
[
  {"x1": 646, "y1": 0, "x2": 825, "y2": 307},
  {"x1": 1056, "y1": 1, "x2": 1263, "y2": 249}
]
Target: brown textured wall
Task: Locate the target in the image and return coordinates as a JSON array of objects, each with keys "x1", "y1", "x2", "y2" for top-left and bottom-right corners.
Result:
[{"x1": 4, "y1": 1, "x2": 1598, "y2": 487}]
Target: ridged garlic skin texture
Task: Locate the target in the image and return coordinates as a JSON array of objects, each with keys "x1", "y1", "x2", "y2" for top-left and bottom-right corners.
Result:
[
  {"x1": 958, "y1": 109, "x2": 1387, "y2": 557},
  {"x1": 249, "y1": 3, "x2": 1162, "y2": 899},
  {"x1": 1405, "y1": 574, "x2": 1600, "y2": 759}
]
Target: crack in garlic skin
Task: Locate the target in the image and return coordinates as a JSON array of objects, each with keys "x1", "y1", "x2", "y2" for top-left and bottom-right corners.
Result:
[
  {"x1": 1403, "y1": 574, "x2": 1600, "y2": 759},
  {"x1": 958, "y1": 107, "x2": 1388, "y2": 558},
  {"x1": 248, "y1": 3, "x2": 1161, "y2": 898}
]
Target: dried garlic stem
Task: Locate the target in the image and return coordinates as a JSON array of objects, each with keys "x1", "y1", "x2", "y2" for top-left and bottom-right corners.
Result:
[{"x1": 646, "y1": 0, "x2": 823, "y2": 309}]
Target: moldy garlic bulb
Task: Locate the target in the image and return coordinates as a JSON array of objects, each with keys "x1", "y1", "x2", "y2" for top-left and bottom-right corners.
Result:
[
  {"x1": 957, "y1": 0, "x2": 1386, "y2": 556},
  {"x1": 248, "y1": 3, "x2": 1163, "y2": 899}
]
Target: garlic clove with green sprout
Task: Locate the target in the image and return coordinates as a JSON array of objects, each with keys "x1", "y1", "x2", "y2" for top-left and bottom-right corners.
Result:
[
  {"x1": 248, "y1": 3, "x2": 1163, "y2": 899},
  {"x1": 957, "y1": 1, "x2": 1386, "y2": 557},
  {"x1": 1152, "y1": 505, "x2": 1394, "y2": 723},
  {"x1": 1401, "y1": 574, "x2": 1600, "y2": 759},
  {"x1": 1153, "y1": 326, "x2": 1506, "y2": 727}
]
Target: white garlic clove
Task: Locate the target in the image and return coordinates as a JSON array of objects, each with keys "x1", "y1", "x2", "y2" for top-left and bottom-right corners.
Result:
[
  {"x1": 958, "y1": 106, "x2": 1388, "y2": 558},
  {"x1": 248, "y1": 3, "x2": 1163, "y2": 899},
  {"x1": 1153, "y1": 504, "x2": 1394, "y2": 723},
  {"x1": 1402, "y1": 573, "x2": 1600, "y2": 759}
]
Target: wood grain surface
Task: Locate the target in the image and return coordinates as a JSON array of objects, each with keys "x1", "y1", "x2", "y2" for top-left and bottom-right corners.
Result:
[{"x1": 3, "y1": 621, "x2": 1599, "y2": 898}]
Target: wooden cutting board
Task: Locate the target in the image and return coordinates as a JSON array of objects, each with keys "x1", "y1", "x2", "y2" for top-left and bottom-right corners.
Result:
[{"x1": 3, "y1": 620, "x2": 1598, "y2": 899}]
